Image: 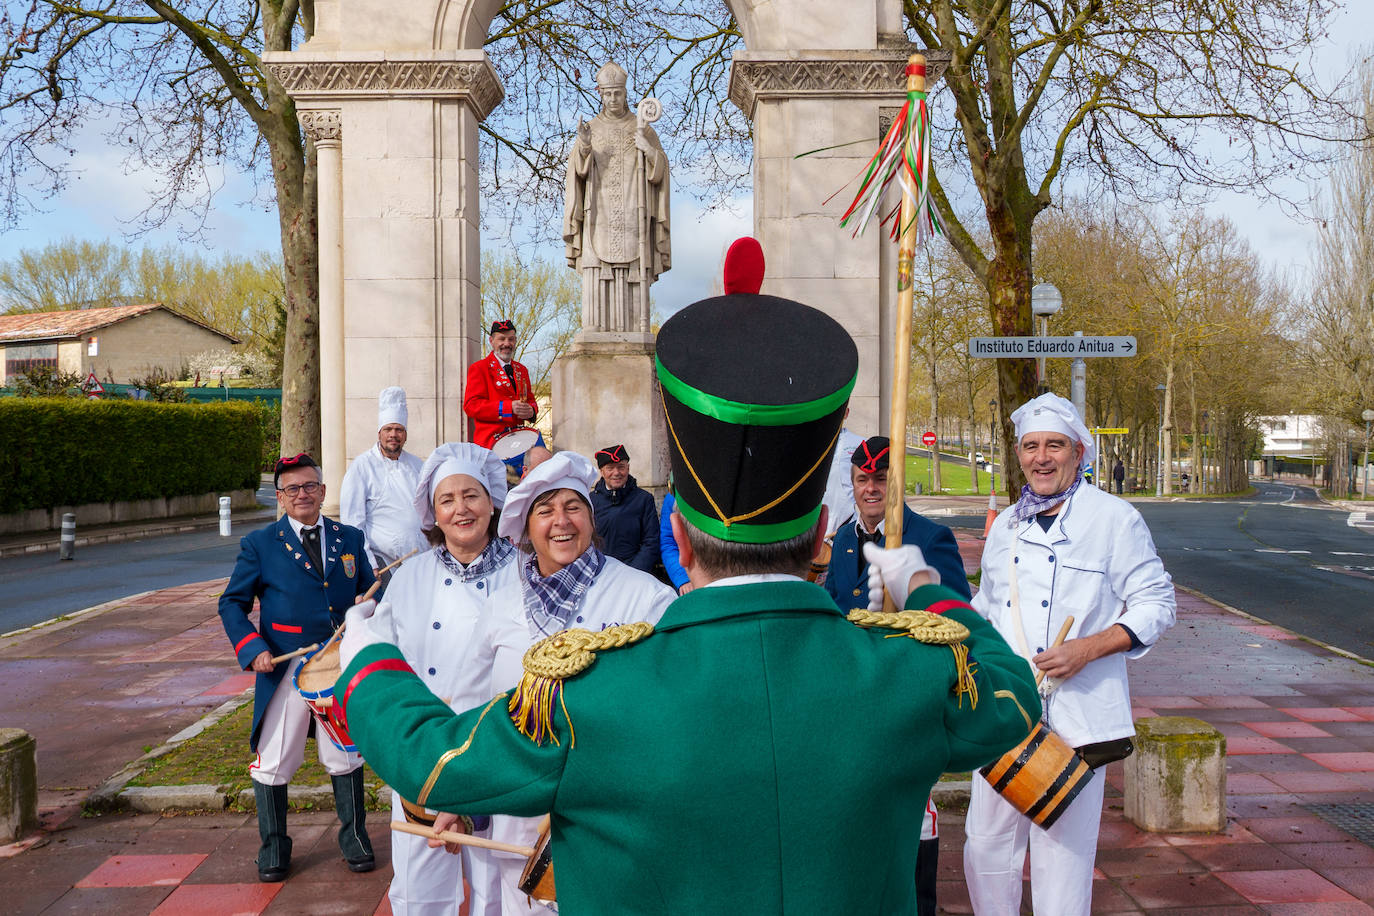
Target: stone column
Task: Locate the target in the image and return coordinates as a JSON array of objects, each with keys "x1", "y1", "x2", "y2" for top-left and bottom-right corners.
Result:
[
  {"x1": 301, "y1": 109, "x2": 346, "y2": 514},
  {"x1": 729, "y1": 50, "x2": 947, "y2": 437},
  {"x1": 263, "y1": 51, "x2": 504, "y2": 463}
]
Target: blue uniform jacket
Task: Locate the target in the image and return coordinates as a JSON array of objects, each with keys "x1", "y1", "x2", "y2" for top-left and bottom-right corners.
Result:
[
  {"x1": 825, "y1": 505, "x2": 971, "y2": 610},
  {"x1": 590, "y1": 476, "x2": 660, "y2": 574},
  {"x1": 218, "y1": 515, "x2": 376, "y2": 750}
]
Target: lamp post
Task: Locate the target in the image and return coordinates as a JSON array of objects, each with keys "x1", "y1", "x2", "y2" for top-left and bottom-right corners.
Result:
[
  {"x1": 1031, "y1": 283, "x2": 1062, "y2": 394},
  {"x1": 1155, "y1": 384, "x2": 1168, "y2": 494},
  {"x1": 989, "y1": 398, "x2": 999, "y2": 494},
  {"x1": 1362, "y1": 409, "x2": 1374, "y2": 499}
]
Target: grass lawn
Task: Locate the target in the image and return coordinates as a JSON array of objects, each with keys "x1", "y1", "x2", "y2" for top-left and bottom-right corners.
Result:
[
  {"x1": 902, "y1": 452, "x2": 994, "y2": 496},
  {"x1": 126, "y1": 701, "x2": 387, "y2": 811}
]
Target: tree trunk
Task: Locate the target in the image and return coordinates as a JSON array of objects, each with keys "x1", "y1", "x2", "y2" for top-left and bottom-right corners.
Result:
[{"x1": 986, "y1": 256, "x2": 1035, "y2": 500}]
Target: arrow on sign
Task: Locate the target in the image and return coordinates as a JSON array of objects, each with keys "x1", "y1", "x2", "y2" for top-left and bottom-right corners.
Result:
[{"x1": 1122, "y1": 341, "x2": 1134, "y2": 353}]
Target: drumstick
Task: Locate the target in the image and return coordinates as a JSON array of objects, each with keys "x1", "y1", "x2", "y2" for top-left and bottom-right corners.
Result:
[
  {"x1": 1035, "y1": 615, "x2": 1076, "y2": 687},
  {"x1": 358, "y1": 547, "x2": 422, "y2": 602},
  {"x1": 390, "y1": 820, "x2": 535, "y2": 857},
  {"x1": 270, "y1": 642, "x2": 320, "y2": 666}
]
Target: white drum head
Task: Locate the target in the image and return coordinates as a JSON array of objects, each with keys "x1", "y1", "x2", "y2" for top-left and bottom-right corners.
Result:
[{"x1": 491, "y1": 427, "x2": 539, "y2": 460}]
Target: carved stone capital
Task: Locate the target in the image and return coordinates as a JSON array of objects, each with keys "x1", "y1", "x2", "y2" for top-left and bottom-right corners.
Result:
[
  {"x1": 264, "y1": 53, "x2": 505, "y2": 120},
  {"x1": 729, "y1": 50, "x2": 949, "y2": 120},
  {"x1": 298, "y1": 109, "x2": 342, "y2": 144}
]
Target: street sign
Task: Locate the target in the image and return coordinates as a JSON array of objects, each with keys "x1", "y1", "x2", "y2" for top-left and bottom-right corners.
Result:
[
  {"x1": 921, "y1": 431, "x2": 937, "y2": 447},
  {"x1": 968, "y1": 336, "x2": 1137, "y2": 358},
  {"x1": 1091, "y1": 427, "x2": 1129, "y2": 435},
  {"x1": 84, "y1": 373, "x2": 105, "y2": 397}
]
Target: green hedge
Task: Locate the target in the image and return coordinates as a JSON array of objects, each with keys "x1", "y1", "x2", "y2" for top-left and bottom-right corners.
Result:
[{"x1": 0, "y1": 398, "x2": 263, "y2": 514}]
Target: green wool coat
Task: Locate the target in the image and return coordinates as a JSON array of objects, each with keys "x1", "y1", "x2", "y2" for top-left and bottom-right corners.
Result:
[{"x1": 338, "y1": 580, "x2": 1041, "y2": 915}]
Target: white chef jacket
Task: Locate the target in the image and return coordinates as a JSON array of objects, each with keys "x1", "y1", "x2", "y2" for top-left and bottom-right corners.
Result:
[
  {"x1": 821, "y1": 427, "x2": 864, "y2": 534},
  {"x1": 971, "y1": 483, "x2": 1175, "y2": 747},
  {"x1": 475, "y1": 556, "x2": 675, "y2": 914},
  {"x1": 339, "y1": 444, "x2": 427, "y2": 568}
]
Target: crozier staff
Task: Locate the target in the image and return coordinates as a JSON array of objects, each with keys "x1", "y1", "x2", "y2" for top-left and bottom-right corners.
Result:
[
  {"x1": 964, "y1": 392, "x2": 1176, "y2": 916},
  {"x1": 330, "y1": 238, "x2": 1038, "y2": 914}
]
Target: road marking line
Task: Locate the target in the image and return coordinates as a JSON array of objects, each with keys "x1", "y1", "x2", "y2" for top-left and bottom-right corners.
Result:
[{"x1": 1255, "y1": 549, "x2": 1311, "y2": 554}]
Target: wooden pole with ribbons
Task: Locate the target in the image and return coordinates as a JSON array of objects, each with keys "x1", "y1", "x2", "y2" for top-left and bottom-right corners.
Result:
[{"x1": 882, "y1": 54, "x2": 930, "y2": 611}]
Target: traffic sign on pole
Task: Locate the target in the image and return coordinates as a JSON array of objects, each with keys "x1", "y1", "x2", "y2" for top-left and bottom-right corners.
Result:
[
  {"x1": 84, "y1": 372, "x2": 105, "y2": 397},
  {"x1": 967, "y1": 336, "x2": 1137, "y2": 358},
  {"x1": 921, "y1": 431, "x2": 936, "y2": 447}
]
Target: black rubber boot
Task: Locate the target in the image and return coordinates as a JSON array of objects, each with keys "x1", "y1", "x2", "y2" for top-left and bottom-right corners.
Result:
[
  {"x1": 253, "y1": 781, "x2": 291, "y2": 882},
  {"x1": 332, "y1": 769, "x2": 375, "y2": 872}
]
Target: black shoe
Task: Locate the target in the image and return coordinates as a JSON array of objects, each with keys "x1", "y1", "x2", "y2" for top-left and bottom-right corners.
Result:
[
  {"x1": 345, "y1": 852, "x2": 376, "y2": 873},
  {"x1": 258, "y1": 862, "x2": 290, "y2": 882}
]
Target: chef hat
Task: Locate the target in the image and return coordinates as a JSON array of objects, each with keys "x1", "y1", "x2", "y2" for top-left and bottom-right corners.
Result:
[
  {"x1": 497, "y1": 451, "x2": 600, "y2": 542},
  {"x1": 1010, "y1": 393, "x2": 1096, "y2": 465},
  {"x1": 378, "y1": 386, "x2": 408, "y2": 431},
  {"x1": 413, "y1": 443, "x2": 509, "y2": 530}
]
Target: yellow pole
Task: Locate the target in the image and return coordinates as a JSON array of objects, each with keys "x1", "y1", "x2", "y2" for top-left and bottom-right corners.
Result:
[{"x1": 882, "y1": 53, "x2": 926, "y2": 613}]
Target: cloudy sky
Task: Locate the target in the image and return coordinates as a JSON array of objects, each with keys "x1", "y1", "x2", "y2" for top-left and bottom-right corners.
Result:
[{"x1": 1, "y1": 7, "x2": 1369, "y2": 317}]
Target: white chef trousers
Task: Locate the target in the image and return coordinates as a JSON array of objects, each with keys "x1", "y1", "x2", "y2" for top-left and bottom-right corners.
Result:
[
  {"x1": 495, "y1": 853, "x2": 558, "y2": 916},
  {"x1": 963, "y1": 767, "x2": 1105, "y2": 916},
  {"x1": 386, "y1": 791, "x2": 466, "y2": 916},
  {"x1": 249, "y1": 659, "x2": 360, "y2": 785}
]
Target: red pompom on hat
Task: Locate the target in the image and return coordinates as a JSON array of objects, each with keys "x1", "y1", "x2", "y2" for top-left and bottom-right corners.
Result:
[{"x1": 722, "y1": 237, "x2": 765, "y2": 295}]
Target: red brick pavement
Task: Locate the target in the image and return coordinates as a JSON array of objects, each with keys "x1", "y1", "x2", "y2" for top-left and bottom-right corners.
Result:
[{"x1": 2, "y1": 538, "x2": 1373, "y2": 914}]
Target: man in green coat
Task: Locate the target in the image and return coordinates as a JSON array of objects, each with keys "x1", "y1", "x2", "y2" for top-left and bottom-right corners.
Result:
[{"x1": 336, "y1": 238, "x2": 1040, "y2": 914}]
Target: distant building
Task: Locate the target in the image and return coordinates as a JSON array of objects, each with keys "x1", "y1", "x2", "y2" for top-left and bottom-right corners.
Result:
[
  {"x1": 0, "y1": 303, "x2": 237, "y2": 387},
  {"x1": 1257, "y1": 415, "x2": 1320, "y2": 458}
]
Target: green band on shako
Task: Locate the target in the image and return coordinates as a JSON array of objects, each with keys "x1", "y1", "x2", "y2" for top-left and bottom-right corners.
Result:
[
  {"x1": 656, "y1": 356, "x2": 856, "y2": 427},
  {"x1": 674, "y1": 496, "x2": 823, "y2": 544}
]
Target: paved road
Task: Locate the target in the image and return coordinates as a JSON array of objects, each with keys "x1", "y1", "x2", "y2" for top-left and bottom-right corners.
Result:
[
  {"x1": 948, "y1": 479, "x2": 1374, "y2": 658},
  {"x1": 0, "y1": 527, "x2": 244, "y2": 634}
]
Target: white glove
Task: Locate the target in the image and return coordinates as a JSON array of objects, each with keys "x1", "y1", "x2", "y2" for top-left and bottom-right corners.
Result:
[
  {"x1": 863, "y1": 542, "x2": 939, "y2": 612},
  {"x1": 339, "y1": 599, "x2": 385, "y2": 670}
]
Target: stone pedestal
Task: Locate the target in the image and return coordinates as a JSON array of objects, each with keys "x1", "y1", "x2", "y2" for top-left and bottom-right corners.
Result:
[
  {"x1": 1124, "y1": 716, "x2": 1226, "y2": 833},
  {"x1": 0, "y1": 728, "x2": 38, "y2": 843},
  {"x1": 551, "y1": 332, "x2": 668, "y2": 493}
]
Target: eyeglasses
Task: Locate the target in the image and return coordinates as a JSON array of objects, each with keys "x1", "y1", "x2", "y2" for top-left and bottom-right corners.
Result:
[{"x1": 277, "y1": 481, "x2": 322, "y2": 497}]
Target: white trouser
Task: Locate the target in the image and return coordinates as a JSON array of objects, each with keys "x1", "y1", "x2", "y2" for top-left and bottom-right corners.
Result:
[
  {"x1": 387, "y1": 791, "x2": 465, "y2": 916},
  {"x1": 465, "y1": 841, "x2": 504, "y2": 916},
  {"x1": 249, "y1": 660, "x2": 360, "y2": 785},
  {"x1": 495, "y1": 851, "x2": 558, "y2": 916},
  {"x1": 963, "y1": 767, "x2": 1105, "y2": 916}
]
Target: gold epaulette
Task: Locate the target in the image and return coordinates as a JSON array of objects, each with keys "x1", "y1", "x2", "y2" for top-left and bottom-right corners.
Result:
[
  {"x1": 847, "y1": 609, "x2": 979, "y2": 709},
  {"x1": 507, "y1": 622, "x2": 654, "y2": 747}
]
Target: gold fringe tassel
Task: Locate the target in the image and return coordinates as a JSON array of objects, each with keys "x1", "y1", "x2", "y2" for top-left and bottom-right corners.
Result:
[
  {"x1": 849, "y1": 608, "x2": 977, "y2": 708},
  {"x1": 949, "y1": 641, "x2": 978, "y2": 710},
  {"x1": 508, "y1": 672, "x2": 576, "y2": 747}
]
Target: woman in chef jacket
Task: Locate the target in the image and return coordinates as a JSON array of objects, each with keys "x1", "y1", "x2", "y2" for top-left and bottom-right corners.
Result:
[
  {"x1": 370, "y1": 442, "x2": 514, "y2": 916},
  {"x1": 434, "y1": 451, "x2": 676, "y2": 914}
]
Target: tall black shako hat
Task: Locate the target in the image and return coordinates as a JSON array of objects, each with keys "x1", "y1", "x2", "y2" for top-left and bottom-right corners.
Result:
[{"x1": 656, "y1": 237, "x2": 858, "y2": 544}]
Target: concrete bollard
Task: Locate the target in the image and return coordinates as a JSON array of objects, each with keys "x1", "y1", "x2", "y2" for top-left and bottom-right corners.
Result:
[
  {"x1": 1124, "y1": 716, "x2": 1226, "y2": 833},
  {"x1": 59, "y1": 513, "x2": 76, "y2": 560},
  {"x1": 218, "y1": 496, "x2": 232, "y2": 537},
  {"x1": 0, "y1": 728, "x2": 38, "y2": 844}
]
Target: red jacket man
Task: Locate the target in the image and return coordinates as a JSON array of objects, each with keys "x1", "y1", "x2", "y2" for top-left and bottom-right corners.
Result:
[{"x1": 463, "y1": 319, "x2": 539, "y2": 448}]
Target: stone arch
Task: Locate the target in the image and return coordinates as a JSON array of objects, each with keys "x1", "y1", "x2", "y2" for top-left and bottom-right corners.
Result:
[{"x1": 434, "y1": 0, "x2": 779, "y2": 53}]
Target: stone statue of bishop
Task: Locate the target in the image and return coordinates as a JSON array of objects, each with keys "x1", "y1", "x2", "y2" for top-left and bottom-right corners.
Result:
[{"x1": 562, "y1": 62, "x2": 671, "y2": 335}]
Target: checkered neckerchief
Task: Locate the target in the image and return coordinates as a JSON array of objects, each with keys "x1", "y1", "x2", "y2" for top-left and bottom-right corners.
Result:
[
  {"x1": 436, "y1": 536, "x2": 516, "y2": 581},
  {"x1": 522, "y1": 545, "x2": 606, "y2": 638}
]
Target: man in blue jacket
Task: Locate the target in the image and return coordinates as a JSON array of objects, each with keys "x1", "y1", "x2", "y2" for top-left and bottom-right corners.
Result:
[
  {"x1": 589, "y1": 443, "x2": 659, "y2": 573},
  {"x1": 218, "y1": 453, "x2": 378, "y2": 883},
  {"x1": 825, "y1": 436, "x2": 971, "y2": 609}
]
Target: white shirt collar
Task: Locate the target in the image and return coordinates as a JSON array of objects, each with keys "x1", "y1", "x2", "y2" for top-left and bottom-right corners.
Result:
[
  {"x1": 286, "y1": 514, "x2": 322, "y2": 540},
  {"x1": 855, "y1": 516, "x2": 884, "y2": 537},
  {"x1": 701, "y1": 573, "x2": 803, "y2": 589}
]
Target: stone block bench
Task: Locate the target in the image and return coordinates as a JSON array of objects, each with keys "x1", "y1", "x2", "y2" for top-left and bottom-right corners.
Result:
[{"x1": 1123, "y1": 716, "x2": 1226, "y2": 833}]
